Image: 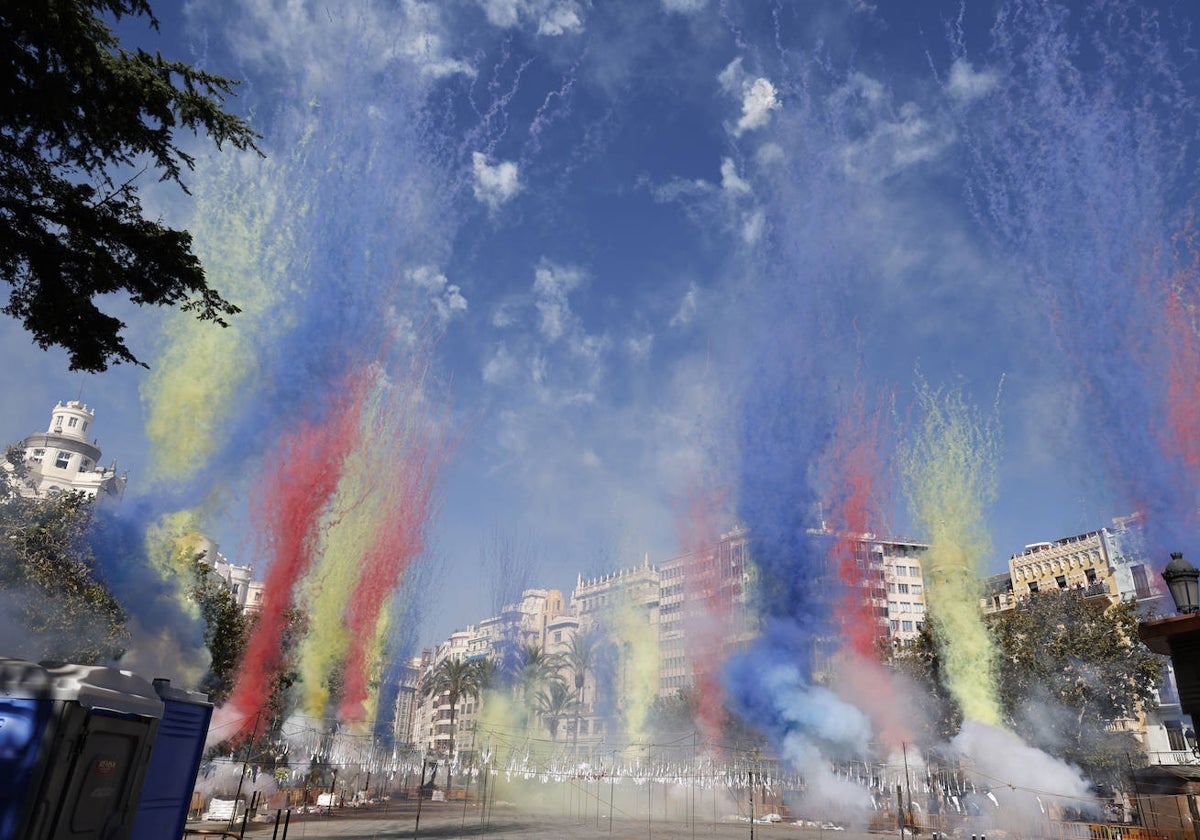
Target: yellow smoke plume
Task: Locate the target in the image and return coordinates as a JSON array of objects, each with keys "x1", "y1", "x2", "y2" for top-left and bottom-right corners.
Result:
[{"x1": 901, "y1": 379, "x2": 1003, "y2": 727}]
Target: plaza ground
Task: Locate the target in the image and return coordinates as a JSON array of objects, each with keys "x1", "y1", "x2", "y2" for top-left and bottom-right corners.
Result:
[{"x1": 187, "y1": 799, "x2": 889, "y2": 840}]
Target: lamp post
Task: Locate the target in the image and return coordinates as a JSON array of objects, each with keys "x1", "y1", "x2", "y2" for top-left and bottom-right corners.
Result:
[
  {"x1": 1140, "y1": 554, "x2": 1200, "y2": 721},
  {"x1": 1138, "y1": 552, "x2": 1200, "y2": 837},
  {"x1": 1163, "y1": 553, "x2": 1200, "y2": 615}
]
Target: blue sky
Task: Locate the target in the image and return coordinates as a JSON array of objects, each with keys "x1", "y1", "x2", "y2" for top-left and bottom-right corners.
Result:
[{"x1": 2, "y1": 0, "x2": 1196, "y2": 649}]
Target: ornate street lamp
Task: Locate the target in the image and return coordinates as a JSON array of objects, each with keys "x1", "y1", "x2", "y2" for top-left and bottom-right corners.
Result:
[{"x1": 1163, "y1": 552, "x2": 1200, "y2": 615}]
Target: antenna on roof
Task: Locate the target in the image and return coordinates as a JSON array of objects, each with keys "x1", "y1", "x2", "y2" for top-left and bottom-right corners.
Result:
[{"x1": 76, "y1": 377, "x2": 85, "y2": 402}]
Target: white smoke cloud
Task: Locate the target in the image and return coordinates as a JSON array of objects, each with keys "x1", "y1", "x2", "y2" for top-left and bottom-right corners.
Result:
[
  {"x1": 951, "y1": 720, "x2": 1097, "y2": 833},
  {"x1": 472, "y1": 152, "x2": 523, "y2": 211},
  {"x1": 736, "y1": 78, "x2": 782, "y2": 135},
  {"x1": 662, "y1": 0, "x2": 707, "y2": 12},
  {"x1": 946, "y1": 58, "x2": 999, "y2": 104},
  {"x1": 405, "y1": 265, "x2": 468, "y2": 326},
  {"x1": 478, "y1": 0, "x2": 585, "y2": 36},
  {"x1": 533, "y1": 261, "x2": 584, "y2": 341},
  {"x1": 720, "y1": 157, "x2": 752, "y2": 195},
  {"x1": 670, "y1": 282, "x2": 699, "y2": 327},
  {"x1": 718, "y1": 58, "x2": 782, "y2": 136}
]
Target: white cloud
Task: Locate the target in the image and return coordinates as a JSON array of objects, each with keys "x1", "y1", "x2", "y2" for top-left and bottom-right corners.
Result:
[
  {"x1": 482, "y1": 344, "x2": 518, "y2": 384},
  {"x1": 717, "y1": 58, "x2": 746, "y2": 95},
  {"x1": 670, "y1": 283, "x2": 699, "y2": 328},
  {"x1": 405, "y1": 265, "x2": 468, "y2": 324},
  {"x1": 481, "y1": 0, "x2": 521, "y2": 27},
  {"x1": 756, "y1": 143, "x2": 785, "y2": 166},
  {"x1": 472, "y1": 152, "x2": 522, "y2": 211},
  {"x1": 720, "y1": 157, "x2": 751, "y2": 195},
  {"x1": 651, "y1": 177, "x2": 714, "y2": 204},
  {"x1": 478, "y1": 0, "x2": 585, "y2": 36},
  {"x1": 661, "y1": 0, "x2": 706, "y2": 11},
  {"x1": 839, "y1": 101, "x2": 953, "y2": 181},
  {"x1": 581, "y1": 449, "x2": 602, "y2": 467},
  {"x1": 626, "y1": 334, "x2": 654, "y2": 361},
  {"x1": 537, "y1": 5, "x2": 583, "y2": 36},
  {"x1": 398, "y1": 29, "x2": 475, "y2": 78},
  {"x1": 946, "y1": 58, "x2": 999, "y2": 103},
  {"x1": 219, "y1": 1, "x2": 474, "y2": 87},
  {"x1": 719, "y1": 57, "x2": 783, "y2": 135},
  {"x1": 533, "y1": 261, "x2": 585, "y2": 341},
  {"x1": 741, "y1": 210, "x2": 765, "y2": 244},
  {"x1": 832, "y1": 71, "x2": 886, "y2": 108}
]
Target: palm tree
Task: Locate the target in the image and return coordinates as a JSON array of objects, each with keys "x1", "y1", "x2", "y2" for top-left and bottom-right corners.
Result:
[
  {"x1": 512, "y1": 643, "x2": 564, "y2": 711},
  {"x1": 533, "y1": 681, "x2": 577, "y2": 743},
  {"x1": 563, "y1": 629, "x2": 600, "y2": 754},
  {"x1": 423, "y1": 657, "x2": 488, "y2": 767}
]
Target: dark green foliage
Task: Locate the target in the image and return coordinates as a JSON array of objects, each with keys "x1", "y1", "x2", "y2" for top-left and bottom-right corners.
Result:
[
  {"x1": 423, "y1": 656, "x2": 491, "y2": 759},
  {"x1": 0, "y1": 489, "x2": 128, "y2": 662},
  {"x1": 988, "y1": 591, "x2": 1163, "y2": 789},
  {"x1": 533, "y1": 680, "x2": 576, "y2": 741},
  {"x1": 892, "y1": 589, "x2": 1165, "y2": 790},
  {"x1": 0, "y1": 0, "x2": 261, "y2": 371}
]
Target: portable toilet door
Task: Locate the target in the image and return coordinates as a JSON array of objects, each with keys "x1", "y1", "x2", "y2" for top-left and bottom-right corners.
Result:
[
  {"x1": 129, "y1": 679, "x2": 213, "y2": 840},
  {"x1": 17, "y1": 662, "x2": 164, "y2": 840}
]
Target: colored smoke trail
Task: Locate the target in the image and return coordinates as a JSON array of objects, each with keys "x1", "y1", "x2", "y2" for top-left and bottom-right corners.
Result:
[
  {"x1": 675, "y1": 484, "x2": 733, "y2": 746},
  {"x1": 296, "y1": 354, "x2": 452, "y2": 720},
  {"x1": 824, "y1": 381, "x2": 893, "y2": 657},
  {"x1": 949, "y1": 0, "x2": 1200, "y2": 558},
  {"x1": 821, "y1": 383, "x2": 917, "y2": 751},
  {"x1": 142, "y1": 2, "x2": 461, "y2": 509},
  {"x1": 721, "y1": 49, "x2": 889, "y2": 770},
  {"x1": 901, "y1": 381, "x2": 1001, "y2": 727},
  {"x1": 295, "y1": 389, "x2": 388, "y2": 719},
  {"x1": 133, "y1": 2, "x2": 468, "y2": 715},
  {"x1": 141, "y1": 152, "x2": 290, "y2": 490},
  {"x1": 338, "y1": 357, "x2": 453, "y2": 722},
  {"x1": 223, "y1": 378, "x2": 368, "y2": 735},
  {"x1": 613, "y1": 593, "x2": 661, "y2": 741},
  {"x1": 1163, "y1": 215, "x2": 1200, "y2": 481}
]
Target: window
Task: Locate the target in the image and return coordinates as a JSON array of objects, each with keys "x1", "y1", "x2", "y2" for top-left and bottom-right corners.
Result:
[
  {"x1": 898, "y1": 583, "x2": 909, "y2": 594},
  {"x1": 888, "y1": 583, "x2": 897, "y2": 593},
  {"x1": 911, "y1": 584, "x2": 923, "y2": 594},
  {"x1": 890, "y1": 620, "x2": 899, "y2": 631},
  {"x1": 1056, "y1": 575, "x2": 1067, "y2": 590},
  {"x1": 55, "y1": 451, "x2": 71, "y2": 468},
  {"x1": 902, "y1": 620, "x2": 914, "y2": 632},
  {"x1": 1132, "y1": 565, "x2": 1152, "y2": 599},
  {"x1": 1028, "y1": 581, "x2": 1039, "y2": 593},
  {"x1": 554, "y1": 631, "x2": 562, "y2": 643},
  {"x1": 68, "y1": 417, "x2": 79, "y2": 428},
  {"x1": 1167, "y1": 721, "x2": 1188, "y2": 752},
  {"x1": 80, "y1": 459, "x2": 90, "y2": 471},
  {"x1": 909, "y1": 566, "x2": 920, "y2": 577},
  {"x1": 1085, "y1": 568, "x2": 1097, "y2": 585},
  {"x1": 30, "y1": 448, "x2": 44, "y2": 463}
]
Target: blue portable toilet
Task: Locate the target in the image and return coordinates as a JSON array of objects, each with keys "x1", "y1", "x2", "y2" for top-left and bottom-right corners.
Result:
[
  {"x1": 0, "y1": 658, "x2": 164, "y2": 840},
  {"x1": 129, "y1": 679, "x2": 213, "y2": 840},
  {"x1": 0, "y1": 660, "x2": 58, "y2": 839}
]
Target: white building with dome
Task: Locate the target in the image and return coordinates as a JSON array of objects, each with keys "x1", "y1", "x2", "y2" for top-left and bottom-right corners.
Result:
[{"x1": 7, "y1": 400, "x2": 126, "y2": 500}]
